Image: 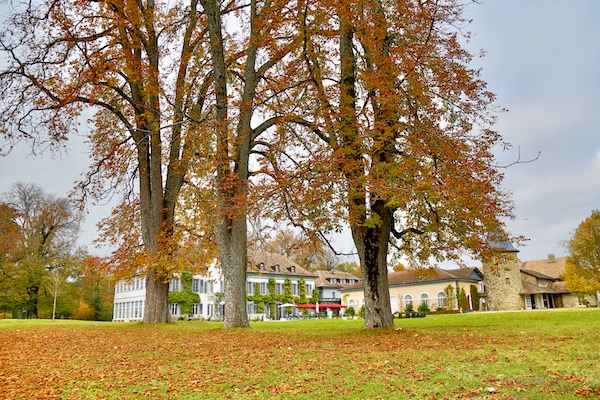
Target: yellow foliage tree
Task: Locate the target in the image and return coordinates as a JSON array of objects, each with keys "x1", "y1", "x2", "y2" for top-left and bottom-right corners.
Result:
[{"x1": 565, "y1": 210, "x2": 600, "y2": 294}]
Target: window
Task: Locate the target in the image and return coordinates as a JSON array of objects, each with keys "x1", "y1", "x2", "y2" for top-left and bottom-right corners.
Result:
[
  {"x1": 404, "y1": 294, "x2": 413, "y2": 307},
  {"x1": 247, "y1": 302, "x2": 256, "y2": 314},
  {"x1": 276, "y1": 283, "x2": 284, "y2": 294},
  {"x1": 420, "y1": 293, "x2": 429, "y2": 307},
  {"x1": 437, "y1": 292, "x2": 447, "y2": 308},
  {"x1": 505, "y1": 277, "x2": 510, "y2": 285},
  {"x1": 169, "y1": 303, "x2": 180, "y2": 316},
  {"x1": 306, "y1": 284, "x2": 313, "y2": 297},
  {"x1": 169, "y1": 279, "x2": 182, "y2": 292},
  {"x1": 289, "y1": 266, "x2": 296, "y2": 273},
  {"x1": 246, "y1": 281, "x2": 254, "y2": 294},
  {"x1": 390, "y1": 296, "x2": 399, "y2": 313},
  {"x1": 192, "y1": 279, "x2": 214, "y2": 294},
  {"x1": 478, "y1": 281, "x2": 484, "y2": 292},
  {"x1": 259, "y1": 282, "x2": 267, "y2": 294},
  {"x1": 348, "y1": 299, "x2": 356, "y2": 309},
  {"x1": 192, "y1": 303, "x2": 203, "y2": 316},
  {"x1": 292, "y1": 283, "x2": 299, "y2": 296},
  {"x1": 525, "y1": 295, "x2": 533, "y2": 310}
]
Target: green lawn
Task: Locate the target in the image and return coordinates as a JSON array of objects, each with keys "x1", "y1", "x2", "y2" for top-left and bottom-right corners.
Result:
[{"x1": 1, "y1": 309, "x2": 598, "y2": 399}]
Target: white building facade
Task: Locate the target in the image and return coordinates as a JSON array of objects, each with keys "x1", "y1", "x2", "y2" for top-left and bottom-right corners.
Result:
[{"x1": 113, "y1": 253, "x2": 319, "y2": 322}]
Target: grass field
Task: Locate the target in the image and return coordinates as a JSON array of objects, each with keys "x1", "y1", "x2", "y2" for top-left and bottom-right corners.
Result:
[{"x1": 1, "y1": 309, "x2": 599, "y2": 399}]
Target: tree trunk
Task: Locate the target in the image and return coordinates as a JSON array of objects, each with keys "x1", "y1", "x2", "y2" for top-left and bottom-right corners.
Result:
[
  {"x1": 144, "y1": 268, "x2": 171, "y2": 323},
  {"x1": 338, "y1": 9, "x2": 393, "y2": 329},
  {"x1": 26, "y1": 284, "x2": 39, "y2": 319},
  {"x1": 202, "y1": 0, "x2": 250, "y2": 328},
  {"x1": 217, "y1": 216, "x2": 250, "y2": 328},
  {"x1": 351, "y1": 201, "x2": 394, "y2": 329}
]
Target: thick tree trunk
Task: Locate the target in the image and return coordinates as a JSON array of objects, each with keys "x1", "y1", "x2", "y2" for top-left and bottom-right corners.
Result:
[
  {"x1": 217, "y1": 216, "x2": 250, "y2": 328},
  {"x1": 338, "y1": 10, "x2": 393, "y2": 328},
  {"x1": 351, "y1": 201, "x2": 394, "y2": 329},
  {"x1": 144, "y1": 268, "x2": 171, "y2": 323},
  {"x1": 202, "y1": 0, "x2": 250, "y2": 328}
]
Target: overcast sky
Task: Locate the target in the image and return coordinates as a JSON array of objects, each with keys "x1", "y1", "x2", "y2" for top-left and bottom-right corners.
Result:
[{"x1": 1, "y1": 0, "x2": 599, "y2": 263}]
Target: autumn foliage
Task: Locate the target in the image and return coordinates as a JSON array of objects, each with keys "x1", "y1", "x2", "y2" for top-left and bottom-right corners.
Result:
[
  {"x1": 2, "y1": 0, "x2": 518, "y2": 327},
  {"x1": 1, "y1": 312, "x2": 599, "y2": 399},
  {"x1": 566, "y1": 210, "x2": 600, "y2": 295}
]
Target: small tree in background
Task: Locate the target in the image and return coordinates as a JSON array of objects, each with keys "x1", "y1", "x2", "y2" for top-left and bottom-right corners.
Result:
[
  {"x1": 444, "y1": 285, "x2": 456, "y2": 310},
  {"x1": 470, "y1": 285, "x2": 480, "y2": 311},
  {"x1": 565, "y1": 210, "x2": 600, "y2": 296}
]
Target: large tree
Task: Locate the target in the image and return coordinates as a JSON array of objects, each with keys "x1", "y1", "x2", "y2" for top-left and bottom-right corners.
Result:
[
  {"x1": 200, "y1": 0, "x2": 310, "y2": 327},
  {"x1": 0, "y1": 183, "x2": 82, "y2": 318},
  {"x1": 565, "y1": 210, "x2": 600, "y2": 296},
  {"x1": 0, "y1": 0, "x2": 215, "y2": 322},
  {"x1": 255, "y1": 0, "x2": 516, "y2": 328},
  {"x1": 0, "y1": 202, "x2": 23, "y2": 317}
]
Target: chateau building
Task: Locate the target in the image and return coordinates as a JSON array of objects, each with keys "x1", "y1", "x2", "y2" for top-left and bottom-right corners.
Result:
[
  {"x1": 113, "y1": 253, "x2": 362, "y2": 322},
  {"x1": 342, "y1": 242, "x2": 597, "y2": 313},
  {"x1": 114, "y1": 247, "x2": 597, "y2": 322}
]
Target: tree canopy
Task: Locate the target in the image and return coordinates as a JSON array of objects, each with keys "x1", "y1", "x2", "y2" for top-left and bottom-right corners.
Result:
[
  {"x1": 565, "y1": 210, "x2": 600, "y2": 294},
  {"x1": 1, "y1": 0, "x2": 518, "y2": 328},
  {"x1": 252, "y1": 0, "x2": 516, "y2": 327},
  {"x1": 0, "y1": 183, "x2": 84, "y2": 318}
]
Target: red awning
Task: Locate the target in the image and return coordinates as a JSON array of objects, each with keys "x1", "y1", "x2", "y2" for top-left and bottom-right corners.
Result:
[
  {"x1": 296, "y1": 303, "x2": 317, "y2": 309},
  {"x1": 319, "y1": 304, "x2": 347, "y2": 309}
]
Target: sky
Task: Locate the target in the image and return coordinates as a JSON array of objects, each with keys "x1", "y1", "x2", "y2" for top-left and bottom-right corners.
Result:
[{"x1": 1, "y1": 0, "x2": 599, "y2": 263}]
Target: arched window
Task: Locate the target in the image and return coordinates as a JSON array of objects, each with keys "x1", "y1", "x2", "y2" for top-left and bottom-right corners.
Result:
[
  {"x1": 420, "y1": 293, "x2": 430, "y2": 308},
  {"x1": 390, "y1": 296, "x2": 399, "y2": 313},
  {"x1": 349, "y1": 299, "x2": 356, "y2": 309},
  {"x1": 404, "y1": 294, "x2": 413, "y2": 308},
  {"x1": 437, "y1": 292, "x2": 447, "y2": 309}
]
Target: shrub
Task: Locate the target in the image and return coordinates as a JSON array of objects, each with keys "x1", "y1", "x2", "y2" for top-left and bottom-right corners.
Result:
[{"x1": 73, "y1": 300, "x2": 94, "y2": 320}]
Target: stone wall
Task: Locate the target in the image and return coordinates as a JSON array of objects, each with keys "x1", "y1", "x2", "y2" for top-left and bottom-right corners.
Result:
[{"x1": 483, "y1": 252, "x2": 524, "y2": 311}]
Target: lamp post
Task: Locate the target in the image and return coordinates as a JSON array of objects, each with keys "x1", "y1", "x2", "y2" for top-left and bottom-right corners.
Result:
[
  {"x1": 52, "y1": 272, "x2": 58, "y2": 322},
  {"x1": 47, "y1": 263, "x2": 64, "y2": 322}
]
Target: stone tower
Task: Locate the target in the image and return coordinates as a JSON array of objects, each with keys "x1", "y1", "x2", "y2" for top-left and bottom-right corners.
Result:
[{"x1": 482, "y1": 239, "x2": 523, "y2": 311}]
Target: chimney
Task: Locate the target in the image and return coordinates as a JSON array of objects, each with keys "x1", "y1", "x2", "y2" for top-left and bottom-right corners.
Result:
[{"x1": 548, "y1": 254, "x2": 556, "y2": 263}]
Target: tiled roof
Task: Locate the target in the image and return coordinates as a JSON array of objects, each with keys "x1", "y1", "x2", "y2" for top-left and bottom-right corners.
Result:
[
  {"x1": 520, "y1": 256, "x2": 566, "y2": 279},
  {"x1": 521, "y1": 281, "x2": 570, "y2": 295},
  {"x1": 342, "y1": 267, "x2": 479, "y2": 291},
  {"x1": 247, "y1": 252, "x2": 317, "y2": 277},
  {"x1": 314, "y1": 270, "x2": 362, "y2": 288},
  {"x1": 487, "y1": 237, "x2": 519, "y2": 252},
  {"x1": 444, "y1": 267, "x2": 484, "y2": 281},
  {"x1": 547, "y1": 281, "x2": 571, "y2": 294},
  {"x1": 520, "y1": 268, "x2": 556, "y2": 281}
]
